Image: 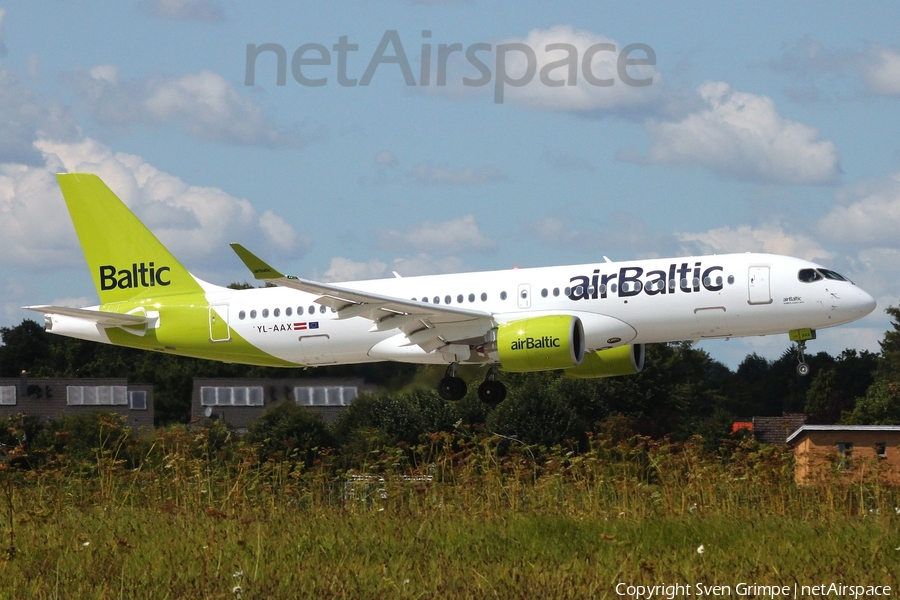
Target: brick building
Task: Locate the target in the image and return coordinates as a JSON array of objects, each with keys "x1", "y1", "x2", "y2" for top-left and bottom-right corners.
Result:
[
  {"x1": 732, "y1": 413, "x2": 808, "y2": 444},
  {"x1": 191, "y1": 377, "x2": 374, "y2": 429},
  {"x1": 786, "y1": 425, "x2": 900, "y2": 485},
  {"x1": 0, "y1": 375, "x2": 154, "y2": 430}
]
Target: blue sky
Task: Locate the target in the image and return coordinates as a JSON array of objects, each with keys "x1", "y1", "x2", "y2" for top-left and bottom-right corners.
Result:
[{"x1": 1, "y1": 0, "x2": 899, "y2": 368}]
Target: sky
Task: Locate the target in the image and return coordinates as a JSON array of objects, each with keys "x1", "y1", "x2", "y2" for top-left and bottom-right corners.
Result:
[{"x1": 0, "y1": 0, "x2": 899, "y2": 369}]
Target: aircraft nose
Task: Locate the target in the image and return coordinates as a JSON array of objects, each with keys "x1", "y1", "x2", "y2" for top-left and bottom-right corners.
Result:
[{"x1": 855, "y1": 286, "x2": 877, "y2": 317}]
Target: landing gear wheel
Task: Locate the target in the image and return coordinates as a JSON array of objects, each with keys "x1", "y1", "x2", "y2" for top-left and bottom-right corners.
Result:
[
  {"x1": 438, "y1": 377, "x2": 467, "y2": 401},
  {"x1": 478, "y1": 380, "x2": 507, "y2": 405},
  {"x1": 797, "y1": 363, "x2": 810, "y2": 376}
]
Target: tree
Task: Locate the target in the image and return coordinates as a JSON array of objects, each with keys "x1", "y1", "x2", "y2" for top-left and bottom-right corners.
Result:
[
  {"x1": 805, "y1": 350, "x2": 877, "y2": 423},
  {"x1": 841, "y1": 381, "x2": 900, "y2": 425},
  {"x1": 875, "y1": 304, "x2": 900, "y2": 383}
]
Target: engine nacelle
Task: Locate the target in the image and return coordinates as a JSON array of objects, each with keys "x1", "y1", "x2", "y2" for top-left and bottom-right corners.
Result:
[
  {"x1": 563, "y1": 344, "x2": 645, "y2": 378},
  {"x1": 496, "y1": 315, "x2": 585, "y2": 372}
]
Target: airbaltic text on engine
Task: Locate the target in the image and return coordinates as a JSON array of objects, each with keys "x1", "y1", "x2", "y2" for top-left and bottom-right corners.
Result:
[
  {"x1": 511, "y1": 336, "x2": 561, "y2": 351},
  {"x1": 568, "y1": 262, "x2": 724, "y2": 300},
  {"x1": 99, "y1": 263, "x2": 171, "y2": 290}
]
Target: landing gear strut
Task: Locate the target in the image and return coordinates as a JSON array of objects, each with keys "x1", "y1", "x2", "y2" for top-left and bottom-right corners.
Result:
[
  {"x1": 796, "y1": 340, "x2": 810, "y2": 376},
  {"x1": 437, "y1": 363, "x2": 467, "y2": 401},
  {"x1": 477, "y1": 366, "x2": 507, "y2": 405}
]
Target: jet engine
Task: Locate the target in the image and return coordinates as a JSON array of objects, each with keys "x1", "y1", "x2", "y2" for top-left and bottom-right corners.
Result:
[
  {"x1": 495, "y1": 315, "x2": 585, "y2": 372},
  {"x1": 563, "y1": 344, "x2": 645, "y2": 378}
]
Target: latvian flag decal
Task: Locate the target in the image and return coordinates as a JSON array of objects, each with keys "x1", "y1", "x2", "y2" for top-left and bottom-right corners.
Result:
[{"x1": 293, "y1": 322, "x2": 319, "y2": 331}]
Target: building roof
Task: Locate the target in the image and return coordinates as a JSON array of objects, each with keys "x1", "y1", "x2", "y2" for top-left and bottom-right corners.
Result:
[{"x1": 786, "y1": 425, "x2": 900, "y2": 445}]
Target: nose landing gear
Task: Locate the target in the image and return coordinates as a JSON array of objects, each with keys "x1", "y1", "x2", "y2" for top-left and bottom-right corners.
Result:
[
  {"x1": 796, "y1": 340, "x2": 810, "y2": 376},
  {"x1": 789, "y1": 328, "x2": 816, "y2": 376}
]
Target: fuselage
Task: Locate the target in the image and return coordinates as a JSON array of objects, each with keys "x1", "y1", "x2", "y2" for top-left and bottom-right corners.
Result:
[{"x1": 48, "y1": 252, "x2": 875, "y2": 369}]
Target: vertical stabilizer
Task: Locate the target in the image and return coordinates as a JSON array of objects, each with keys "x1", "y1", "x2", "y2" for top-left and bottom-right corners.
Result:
[{"x1": 57, "y1": 172, "x2": 205, "y2": 304}]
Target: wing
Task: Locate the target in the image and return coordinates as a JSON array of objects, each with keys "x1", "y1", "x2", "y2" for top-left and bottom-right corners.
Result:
[
  {"x1": 230, "y1": 244, "x2": 496, "y2": 353},
  {"x1": 22, "y1": 305, "x2": 150, "y2": 326}
]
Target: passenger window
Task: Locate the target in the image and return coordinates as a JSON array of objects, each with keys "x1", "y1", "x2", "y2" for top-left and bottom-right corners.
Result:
[
  {"x1": 445, "y1": 295, "x2": 451, "y2": 305},
  {"x1": 433, "y1": 296, "x2": 440, "y2": 304},
  {"x1": 481, "y1": 293, "x2": 487, "y2": 301},
  {"x1": 541, "y1": 288, "x2": 548, "y2": 298},
  {"x1": 250, "y1": 310, "x2": 257, "y2": 319},
  {"x1": 262, "y1": 309, "x2": 269, "y2": 318},
  {"x1": 468, "y1": 293, "x2": 475, "y2": 302},
  {"x1": 238, "y1": 310, "x2": 246, "y2": 320},
  {"x1": 319, "y1": 306, "x2": 326, "y2": 314},
  {"x1": 500, "y1": 291, "x2": 507, "y2": 300},
  {"x1": 286, "y1": 307, "x2": 292, "y2": 317},
  {"x1": 553, "y1": 288, "x2": 559, "y2": 297},
  {"x1": 457, "y1": 294, "x2": 464, "y2": 303},
  {"x1": 309, "y1": 305, "x2": 315, "y2": 314},
  {"x1": 274, "y1": 308, "x2": 280, "y2": 317},
  {"x1": 298, "y1": 306, "x2": 304, "y2": 316}
]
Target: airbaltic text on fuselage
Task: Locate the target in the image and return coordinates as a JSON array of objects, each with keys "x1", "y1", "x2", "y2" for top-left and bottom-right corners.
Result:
[
  {"x1": 99, "y1": 263, "x2": 171, "y2": 290},
  {"x1": 511, "y1": 336, "x2": 561, "y2": 350},
  {"x1": 568, "y1": 262, "x2": 724, "y2": 301}
]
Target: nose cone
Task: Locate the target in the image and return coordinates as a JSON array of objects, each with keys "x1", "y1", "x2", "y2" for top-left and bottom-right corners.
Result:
[{"x1": 853, "y1": 286, "x2": 877, "y2": 319}]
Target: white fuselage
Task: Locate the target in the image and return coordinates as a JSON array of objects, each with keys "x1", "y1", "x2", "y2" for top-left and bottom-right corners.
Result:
[{"x1": 196, "y1": 253, "x2": 875, "y2": 367}]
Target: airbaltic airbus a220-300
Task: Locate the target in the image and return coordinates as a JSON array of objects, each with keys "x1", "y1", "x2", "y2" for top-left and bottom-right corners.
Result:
[{"x1": 27, "y1": 174, "x2": 876, "y2": 403}]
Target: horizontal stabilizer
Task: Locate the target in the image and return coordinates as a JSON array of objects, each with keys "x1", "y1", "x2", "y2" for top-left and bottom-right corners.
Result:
[{"x1": 23, "y1": 305, "x2": 149, "y2": 326}]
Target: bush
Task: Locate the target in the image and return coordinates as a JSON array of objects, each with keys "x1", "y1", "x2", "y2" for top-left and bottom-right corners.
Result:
[{"x1": 245, "y1": 401, "x2": 335, "y2": 466}]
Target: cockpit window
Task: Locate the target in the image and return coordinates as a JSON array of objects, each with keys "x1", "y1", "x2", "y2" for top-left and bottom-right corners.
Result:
[
  {"x1": 798, "y1": 268, "x2": 823, "y2": 283},
  {"x1": 817, "y1": 269, "x2": 848, "y2": 282}
]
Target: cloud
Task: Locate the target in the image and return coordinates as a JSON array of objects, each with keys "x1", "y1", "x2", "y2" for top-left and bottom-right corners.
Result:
[
  {"x1": 376, "y1": 215, "x2": 496, "y2": 254},
  {"x1": 676, "y1": 224, "x2": 833, "y2": 262},
  {"x1": 0, "y1": 137, "x2": 306, "y2": 269},
  {"x1": 65, "y1": 67, "x2": 314, "y2": 146},
  {"x1": 0, "y1": 8, "x2": 8, "y2": 59},
  {"x1": 818, "y1": 172, "x2": 900, "y2": 248},
  {"x1": 631, "y1": 81, "x2": 839, "y2": 184},
  {"x1": 374, "y1": 150, "x2": 399, "y2": 167},
  {"x1": 0, "y1": 66, "x2": 79, "y2": 164},
  {"x1": 137, "y1": 0, "x2": 226, "y2": 22},
  {"x1": 492, "y1": 25, "x2": 664, "y2": 113},
  {"x1": 543, "y1": 151, "x2": 595, "y2": 172},
  {"x1": 767, "y1": 40, "x2": 900, "y2": 101},
  {"x1": 408, "y1": 163, "x2": 505, "y2": 185},
  {"x1": 321, "y1": 253, "x2": 465, "y2": 281},
  {"x1": 527, "y1": 214, "x2": 676, "y2": 259},
  {"x1": 864, "y1": 46, "x2": 900, "y2": 96},
  {"x1": 322, "y1": 257, "x2": 388, "y2": 282}
]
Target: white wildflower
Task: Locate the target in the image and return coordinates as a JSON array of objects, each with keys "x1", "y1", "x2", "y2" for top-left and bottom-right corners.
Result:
[
  {"x1": 82, "y1": 542, "x2": 90, "y2": 547},
  {"x1": 697, "y1": 544, "x2": 705, "y2": 554}
]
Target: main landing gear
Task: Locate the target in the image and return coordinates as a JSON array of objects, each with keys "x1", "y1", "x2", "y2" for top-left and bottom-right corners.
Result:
[
  {"x1": 437, "y1": 363, "x2": 467, "y2": 401},
  {"x1": 796, "y1": 340, "x2": 810, "y2": 376},
  {"x1": 437, "y1": 363, "x2": 508, "y2": 404},
  {"x1": 477, "y1": 366, "x2": 507, "y2": 405}
]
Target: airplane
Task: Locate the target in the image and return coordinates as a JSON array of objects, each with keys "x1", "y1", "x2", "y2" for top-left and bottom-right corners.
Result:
[{"x1": 26, "y1": 173, "x2": 877, "y2": 403}]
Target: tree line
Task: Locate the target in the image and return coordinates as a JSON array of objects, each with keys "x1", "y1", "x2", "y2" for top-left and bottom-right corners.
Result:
[{"x1": 1, "y1": 303, "x2": 899, "y2": 444}]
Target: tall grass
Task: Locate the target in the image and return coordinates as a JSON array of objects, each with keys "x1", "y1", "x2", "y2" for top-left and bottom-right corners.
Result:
[{"x1": 0, "y1": 424, "x2": 897, "y2": 598}]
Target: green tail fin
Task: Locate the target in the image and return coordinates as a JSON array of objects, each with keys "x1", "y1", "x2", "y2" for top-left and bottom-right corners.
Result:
[{"x1": 57, "y1": 172, "x2": 204, "y2": 304}]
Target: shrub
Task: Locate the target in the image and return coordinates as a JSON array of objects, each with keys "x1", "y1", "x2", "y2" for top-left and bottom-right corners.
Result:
[{"x1": 245, "y1": 401, "x2": 335, "y2": 466}]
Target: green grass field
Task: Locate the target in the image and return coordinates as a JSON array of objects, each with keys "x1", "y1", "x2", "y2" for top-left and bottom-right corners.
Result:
[{"x1": 0, "y1": 428, "x2": 898, "y2": 599}]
